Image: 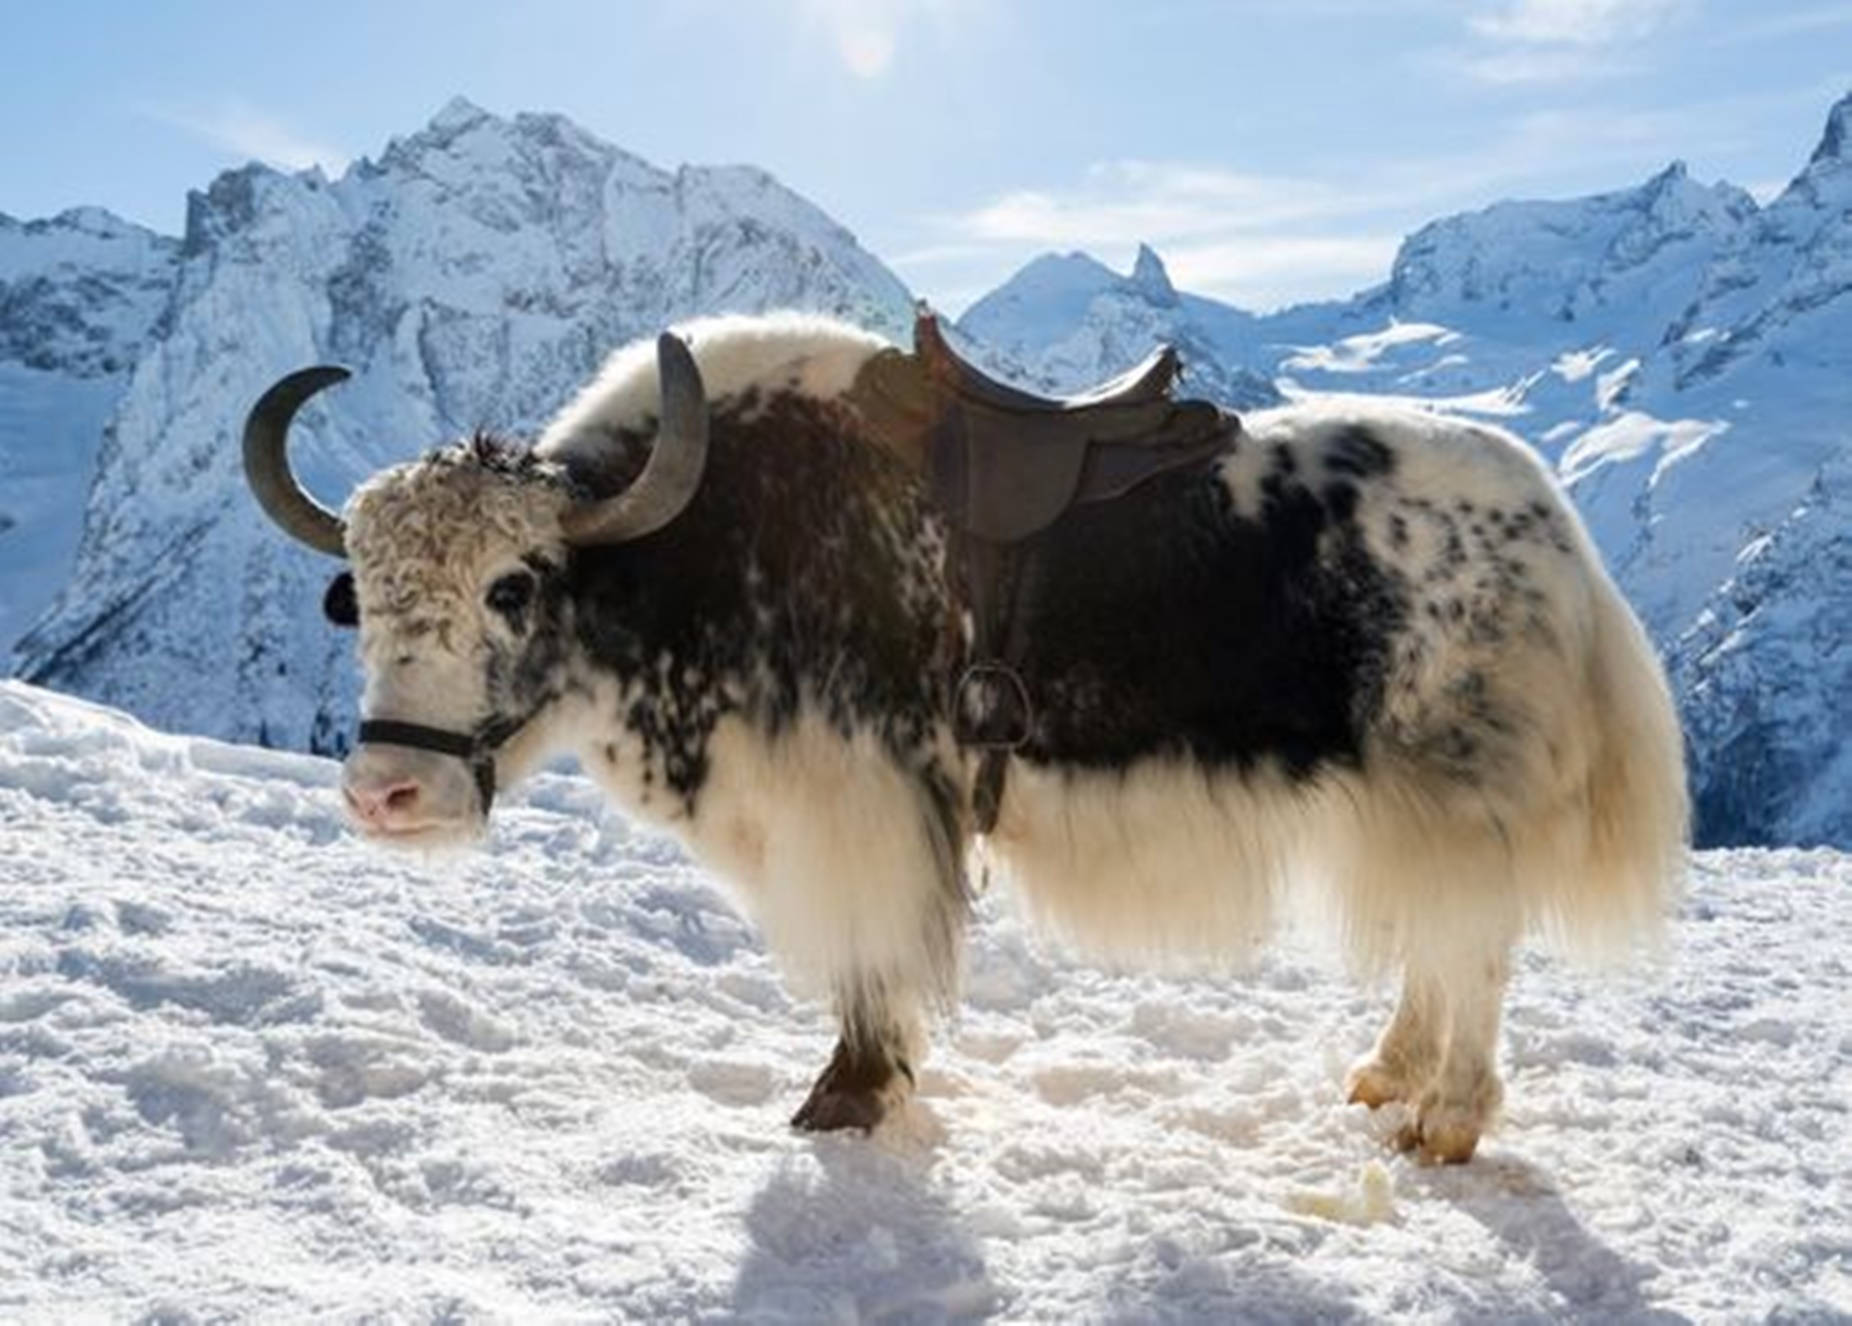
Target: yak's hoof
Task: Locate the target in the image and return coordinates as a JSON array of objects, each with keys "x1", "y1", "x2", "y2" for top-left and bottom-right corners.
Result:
[
  {"x1": 1393, "y1": 1094, "x2": 1495, "y2": 1164},
  {"x1": 790, "y1": 1040, "x2": 913, "y2": 1134},
  {"x1": 791, "y1": 1085, "x2": 886, "y2": 1133},
  {"x1": 1393, "y1": 1118, "x2": 1480, "y2": 1165},
  {"x1": 1346, "y1": 1058, "x2": 1425, "y2": 1109}
]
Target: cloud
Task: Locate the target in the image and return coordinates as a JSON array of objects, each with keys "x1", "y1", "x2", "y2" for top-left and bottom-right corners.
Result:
[
  {"x1": 953, "y1": 161, "x2": 1357, "y2": 249},
  {"x1": 143, "y1": 100, "x2": 345, "y2": 173},
  {"x1": 1442, "y1": 0, "x2": 1686, "y2": 82},
  {"x1": 1469, "y1": 0, "x2": 1688, "y2": 45},
  {"x1": 1454, "y1": 46, "x2": 1639, "y2": 84},
  {"x1": 1164, "y1": 235, "x2": 1405, "y2": 307},
  {"x1": 1718, "y1": 3, "x2": 1852, "y2": 40}
]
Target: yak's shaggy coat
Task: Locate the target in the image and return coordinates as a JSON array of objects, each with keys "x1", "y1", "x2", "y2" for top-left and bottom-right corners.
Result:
[{"x1": 333, "y1": 313, "x2": 1687, "y2": 1160}]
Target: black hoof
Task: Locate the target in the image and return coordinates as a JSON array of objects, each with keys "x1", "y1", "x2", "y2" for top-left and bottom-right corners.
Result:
[
  {"x1": 791, "y1": 1086, "x2": 885, "y2": 1133},
  {"x1": 790, "y1": 1039, "x2": 913, "y2": 1134}
]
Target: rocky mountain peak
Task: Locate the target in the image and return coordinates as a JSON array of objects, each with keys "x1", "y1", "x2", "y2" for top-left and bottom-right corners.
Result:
[
  {"x1": 181, "y1": 162, "x2": 286, "y2": 254},
  {"x1": 375, "y1": 96, "x2": 614, "y2": 184},
  {"x1": 430, "y1": 94, "x2": 492, "y2": 136},
  {"x1": 1128, "y1": 243, "x2": 1179, "y2": 307},
  {"x1": 1644, "y1": 159, "x2": 1688, "y2": 192},
  {"x1": 1808, "y1": 89, "x2": 1852, "y2": 166}
]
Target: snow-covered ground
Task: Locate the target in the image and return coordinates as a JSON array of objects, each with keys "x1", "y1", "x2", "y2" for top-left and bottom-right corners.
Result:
[{"x1": 2, "y1": 679, "x2": 1848, "y2": 1322}]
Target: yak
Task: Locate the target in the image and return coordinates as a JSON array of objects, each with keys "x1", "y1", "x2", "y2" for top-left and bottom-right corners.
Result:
[{"x1": 241, "y1": 312, "x2": 1686, "y2": 1163}]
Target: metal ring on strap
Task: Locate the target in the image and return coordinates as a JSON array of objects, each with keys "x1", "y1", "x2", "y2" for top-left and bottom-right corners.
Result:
[{"x1": 953, "y1": 661, "x2": 1034, "y2": 752}]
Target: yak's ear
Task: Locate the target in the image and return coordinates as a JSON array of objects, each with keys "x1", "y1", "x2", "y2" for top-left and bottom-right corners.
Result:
[{"x1": 323, "y1": 571, "x2": 359, "y2": 627}]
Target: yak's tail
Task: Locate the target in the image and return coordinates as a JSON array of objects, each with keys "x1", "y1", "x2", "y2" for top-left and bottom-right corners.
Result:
[{"x1": 1543, "y1": 566, "x2": 1690, "y2": 958}]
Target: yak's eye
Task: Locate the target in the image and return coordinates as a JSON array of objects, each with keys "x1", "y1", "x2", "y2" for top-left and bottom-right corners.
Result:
[
  {"x1": 485, "y1": 571, "x2": 536, "y2": 621},
  {"x1": 323, "y1": 572, "x2": 359, "y2": 628}
]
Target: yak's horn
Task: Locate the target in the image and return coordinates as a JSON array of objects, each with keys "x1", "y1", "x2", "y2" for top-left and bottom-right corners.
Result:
[
  {"x1": 242, "y1": 366, "x2": 351, "y2": 558},
  {"x1": 560, "y1": 333, "x2": 709, "y2": 546}
]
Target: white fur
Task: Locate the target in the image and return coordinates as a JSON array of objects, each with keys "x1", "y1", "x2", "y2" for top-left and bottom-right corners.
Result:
[
  {"x1": 536, "y1": 312, "x2": 889, "y2": 466},
  {"x1": 555, "y1": 679, "x2": 959, "y2": 1067},
  {"x1": 688, "y1": 711, "x2": 960, "y2": 1012}
]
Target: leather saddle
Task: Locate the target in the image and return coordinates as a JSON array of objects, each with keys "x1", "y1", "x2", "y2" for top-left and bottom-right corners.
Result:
[
  {"x1": 847, "y1": 307, "x2": 1242, "y2": 832},
  {"x1": 848, "y1": 308, "x2": 1236, "y2": 542}
]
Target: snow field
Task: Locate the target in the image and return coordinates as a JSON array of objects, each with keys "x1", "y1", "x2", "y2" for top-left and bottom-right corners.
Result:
[{"x1": 1, "y1": 679, "x2": 1848, "y2": 1322}]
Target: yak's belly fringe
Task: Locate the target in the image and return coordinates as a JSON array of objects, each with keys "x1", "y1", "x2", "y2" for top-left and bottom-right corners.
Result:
[
  {"x1": 989, "y1": 756, "x2": 1302, "y2": 966},
  {"x1": 992, "y1": 724, "x2": 1681, "y2": 975},
  {"x1": 685, "y1": 708, "x2": 966, "y2": 1013}
]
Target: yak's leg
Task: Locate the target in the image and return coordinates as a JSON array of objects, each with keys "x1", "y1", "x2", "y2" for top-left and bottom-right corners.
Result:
[
  {"x1": 1347, "y1": 965, "x2": 1446, "y2": 1109},
  {"x1": 779, "y1": 759, "x2": 965, "y2": 1134},
  {"x1": 1404, "y1": 949, "x2": 1510, "y2": 1164},
  {"x1": 791, "y1": 981, "x2": 924, "y2": 1133}
]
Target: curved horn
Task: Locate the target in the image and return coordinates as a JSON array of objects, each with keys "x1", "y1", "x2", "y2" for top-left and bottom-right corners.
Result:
[
  {"x1": 561, "y1": 333, "x2": 709, "y2": 546},
  {"x1": 242, "y1": 366, "x2": 351, "y2": 558}
]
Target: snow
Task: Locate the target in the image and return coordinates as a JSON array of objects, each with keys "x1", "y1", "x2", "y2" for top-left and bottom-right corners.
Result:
[
  {"x1": 1551, "y1": 348, "x2": 1613, "y2": 385},
  {"x1": 0, "y1": 207, "x2": 178, "y2": 658},
  {"x1": 1558, "y1": 411, "x2": 1730, "y2": 488},
  {"x1": 1595, "y1": 358, "x2": 1640, "y2": 413},
  {"x1": 1273, "y1": 377, "x2": 1535, "y2": 419},
  {"x1": 1278, "y1": 322, "x2": 1459, "y2": 376},
  {"x1": 3, "y1": 679, "x2": 1848, "y2": 1321}
]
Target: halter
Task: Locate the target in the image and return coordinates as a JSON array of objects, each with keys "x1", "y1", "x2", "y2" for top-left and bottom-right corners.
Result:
[{"x1": 356, "y1": 711, "x2": 534, "y2": 814}]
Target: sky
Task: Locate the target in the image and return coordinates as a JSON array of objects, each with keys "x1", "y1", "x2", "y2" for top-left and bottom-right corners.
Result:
[{"x1": 3, "y1": 0, "x2": 1849, "y2": 312}]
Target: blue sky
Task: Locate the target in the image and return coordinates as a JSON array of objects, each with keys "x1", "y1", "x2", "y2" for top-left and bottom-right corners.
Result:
[{"x1": 5, "y1": 0, "x2": 1849, "y2": 311}]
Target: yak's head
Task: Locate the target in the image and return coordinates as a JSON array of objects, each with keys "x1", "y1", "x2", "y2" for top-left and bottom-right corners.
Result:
[{"x1": 243, "y1": 335, "x2": 708, "y2": 846}]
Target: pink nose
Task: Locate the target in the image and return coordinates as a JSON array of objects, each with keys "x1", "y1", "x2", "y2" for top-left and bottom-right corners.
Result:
[{"x1": 343, "y1": 776, "x2": 425, "y2": 829}]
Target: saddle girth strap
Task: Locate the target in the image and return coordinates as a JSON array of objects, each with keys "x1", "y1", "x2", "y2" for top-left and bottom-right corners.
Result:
[
  {"x1": 889, "y1": 309, "x2": 1240, "y2": 837},
  {"x1": 951, "y1": 531, "x2": 1049, "y2": 835}
]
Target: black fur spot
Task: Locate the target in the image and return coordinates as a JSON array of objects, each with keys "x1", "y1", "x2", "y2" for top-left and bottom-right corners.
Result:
[
  {"x1": 1324, "y1": 425, "x2": 1395, "y2": 479},
  {"x1": 1324, "y1": 479, "x2": 1359, "y2": 524},
  {"x1": 563, "y1": 393, "x2": 953, "y2": 811},
  {"x1": 1014, "y1": 454, "x2": 1405, "y2": 779}
]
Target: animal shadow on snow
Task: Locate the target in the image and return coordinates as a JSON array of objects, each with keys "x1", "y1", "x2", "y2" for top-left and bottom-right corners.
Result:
[
  {"x1": 1096, "y1": 1253, "x2": 1371, "y2": 1326},
  {"x1": 726, "y1": 1105, "x2": 1364, "y2": 1325},
  {"x1": 1413, "y1": 1154, "x2": 1690, "y2": 1325},
  {"x1": 730, "y1": 1114, "x2": 993, "y2": 1322}
]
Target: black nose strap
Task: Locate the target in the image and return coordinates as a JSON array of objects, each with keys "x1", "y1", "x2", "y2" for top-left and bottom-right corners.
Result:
[
  {"x1": 357, "y1": 719, "x2": 502, "y2": 813},
  {"x1": 358, "y1": 720, "x2": 477, "y2": 760}
]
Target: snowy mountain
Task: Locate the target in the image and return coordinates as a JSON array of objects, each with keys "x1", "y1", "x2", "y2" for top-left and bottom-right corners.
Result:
[
  {"x1": 4, "y1": 92, "x2": 1851, "y2": 846},
  {"x1": 5, "y1": 98, "x2": 912, "y2": 752},
  {"x1": 4, "y1": 678, "x2": 1849, "y2": 1319},
  {"x1": 0, "y1": 207, "x2": 178, "y2": 654},
  {"x1": 1672, "y1": 458, "x2": 1852, "y2": 848},
  {"x1": 958, "y1": 245, "x2": 1281, "y2": 410},
  {"x1": 957, "y1": 92, "x2": 1852, "y2": 849}
]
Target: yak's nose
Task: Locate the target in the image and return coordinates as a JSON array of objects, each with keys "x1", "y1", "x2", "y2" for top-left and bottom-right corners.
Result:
[
  {"x1": 341, "y1": 743, "x2": 479, "y2": 839},
  {"x1": 342, "y1": 773, "x2": 425, "y2": 830}
]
